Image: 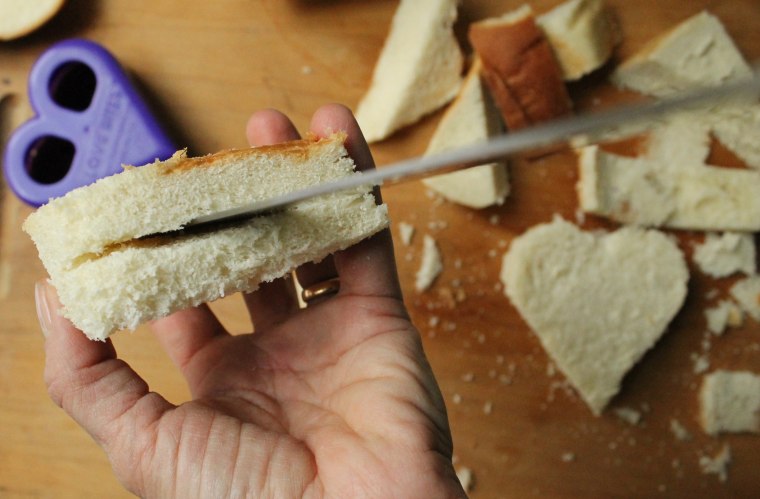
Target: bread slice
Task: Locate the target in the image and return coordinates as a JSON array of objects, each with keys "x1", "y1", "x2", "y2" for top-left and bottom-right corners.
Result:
[
  {"x1": 536, "y1": 0, "x2": 619, "y2": 81},
  {"x1": 23, "y1": 133, "x2": 389, "y2": 340},
  {"x1": 422, "y1": 59, "x2": 509, "y2": 208},
  {"x1": 0, "y1": 0, "x2": 65, "y2": 40},
  {"x1": 468, "y1": 5, "x2": 572, "y2": 130},
  {"x1": 700, "y1": 370, "x2": 760, "y2": 435},
  {"x1": 612, "y1": 11, "x2": 752, "y2": 97},
  {"x1": 500, "y1": 216, "x2": 688, "y2": 415},
  {"x1": 730, "y1": 276, "x2": 760, "y2": 321},
  {"x1": 577, "y1": 144, "x2": 760, "y2": 231},
  {"x1": 355, "y1": 0, "x2": 463, "y2": 143}
]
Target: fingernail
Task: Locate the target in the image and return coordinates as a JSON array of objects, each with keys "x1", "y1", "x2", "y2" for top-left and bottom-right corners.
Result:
[{"x1": 35, "y1": 280, "x2": 53, "y2": 339}]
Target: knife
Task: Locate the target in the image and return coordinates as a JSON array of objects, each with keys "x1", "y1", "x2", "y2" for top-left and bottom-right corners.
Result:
[{"x1": 185, "y1": 69, "x2": 760, "y2": 230}]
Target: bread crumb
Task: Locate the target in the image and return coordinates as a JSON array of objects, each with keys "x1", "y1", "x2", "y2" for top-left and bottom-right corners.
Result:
[
  {"x1": 693, "y1": 232, "x2": 756, "y2": 278},
  {"x1": 705, "y1": 299, "x2": 744, "y2": 335},
  {"x1": 415, "y1": 235, "x2": 443, "y2": 292},
  {"x1": 397, "y1": 222, "x2": 415, "y2": 246},
  {"x1": 452, "y1": 393, "x2": 462, "y2": 404},
  {"x1": 561, "y1": 452, "x2": 576, "y2": 463},
  {"x1": 461, "y1": 372, "x2": 475, "y2": 382},
  {"x1": 729, "y1": 276, "x2": 760, "y2": 321},
  {"x1": 690, "y1": 352, "x2": 710, "y2": 374},
  {"x1": 456, "y1": 467, "x2": 474, "y2": 492},
  {"x1": 301, "y1": 65, "x2": 314, "y2": 75},
  {"x1": 699, "y1": 444, "x2": 732, "y2": 482},
  {"x1": 483, "y1": 401, "x2": 493, "y2": 415},
  {"x1": 669, "y1": 419, "x2": 692, "y2": 441},
  {"x1": 699, "y1": 370, "x2": 760, "y2": 435},
  {"x1": 614, "y1": 407, "x2": 642, "y2": 426},
  {"x1": 489, "y1": 214, "x2": 500, "y2": 225}
]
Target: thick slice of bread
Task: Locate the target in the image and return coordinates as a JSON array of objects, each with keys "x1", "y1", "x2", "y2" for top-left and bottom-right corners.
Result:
[
  {"x1": 24, "y1": 133, "x2": 389, "y2": 340},
  {"x1": 536, "y1": 0, "x2": 619, "y2": 81},
  {"x1": 700, "y1": 370, "x2": 760, "y2": 435},
  {"x1": 612, "y1": 11, "x2": 752, "y2": 97},
  {"x1": 500, "y1": 216, "x2": 688, "y2": 415},
  {"x1": 468, "y1": 5, "x2": 572, "y2": 130},
  {"x1": 577, "y1": 145, "x2": 760, "y2": 231},
  {"x1": 0, "y1": 0, "x2": 65, "y2": 40},
  {"x1": 355, "y1": 0, "x2": 463, "y2": 143},
  {"x1": 422, "y1": 60, "x2": 509, "y2": 208}
]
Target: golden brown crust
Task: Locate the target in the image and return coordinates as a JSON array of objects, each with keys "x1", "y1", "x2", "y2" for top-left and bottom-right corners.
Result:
[
  {"x1": 162, "y1": 132, "x2": 347, "y2": 174},
  {"x1": 469, "y1": 11, "x2": 572, "y2": 130}
]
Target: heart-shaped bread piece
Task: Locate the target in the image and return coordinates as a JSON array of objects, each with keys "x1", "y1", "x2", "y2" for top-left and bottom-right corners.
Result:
[{"x1": 501, "y1": 217, "x2": 688, "y2": 414}]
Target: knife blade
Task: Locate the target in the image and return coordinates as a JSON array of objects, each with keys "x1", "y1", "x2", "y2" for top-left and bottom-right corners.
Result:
[{"x1": 184, "y1": 68, "x2": 760, "y2": 230}]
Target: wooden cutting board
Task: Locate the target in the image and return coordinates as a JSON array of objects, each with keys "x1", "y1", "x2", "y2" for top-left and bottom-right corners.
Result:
[{"x1": 1, "y1": 1, "x2": 758, "y2": 497}]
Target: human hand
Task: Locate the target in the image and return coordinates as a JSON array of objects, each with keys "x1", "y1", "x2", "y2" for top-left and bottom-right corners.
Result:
[{"x1": 36, "y1": 104, "x2": 466, "y2": 498}]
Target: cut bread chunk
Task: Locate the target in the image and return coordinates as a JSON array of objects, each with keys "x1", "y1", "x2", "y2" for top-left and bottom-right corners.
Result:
[
  {"x1": 577, "y1": 145, "x2": 760, "y2": 231},
  {"x1": 700, "y1": 370, "x2": 760, "y2": 435},
  {"x1": 24, "y1": 133, "x2": 389, "y2": 340},
  {"x1": 0, "y1": 0, "x2": 65, "y2": 40},
  {"x1": 469, "y1": 4, "x2": 572, "y2": 130},
  {"x1": 608, "y1": 10, "x2": 760, "y2": 170},
  {"x1": 693, "y1": 232, "x2": 756, "y2": 278},
  {"x1": 612, "y1": 11, "x2": 752, "y2": 97},
  {"x1": 355, "y1": 0, "x2": 463, "y2": 143},
  {"x1": 537, "y1": 0, "x2": 619, "y2": 81},
  {"x1": 500, "y1": 216, "x2": 688, "y2": 414},
  {"x1": 422, "y1": 60, "x2": 509, "y2": 208}
]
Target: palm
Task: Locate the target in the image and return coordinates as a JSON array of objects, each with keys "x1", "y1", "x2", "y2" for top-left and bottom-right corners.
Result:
[{"x1": 152, "y1": 294, "x2": 454, "y2": 498}]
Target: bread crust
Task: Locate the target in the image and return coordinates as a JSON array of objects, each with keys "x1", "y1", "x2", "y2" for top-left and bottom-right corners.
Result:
[{"x1": 469, "y1": 8, "x2": 572, "y2": 130}]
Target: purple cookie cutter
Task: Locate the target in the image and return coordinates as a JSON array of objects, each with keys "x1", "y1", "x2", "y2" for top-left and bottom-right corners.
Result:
[{"x1": 3, "y1": 38, "x2": 176, "y2": 206}]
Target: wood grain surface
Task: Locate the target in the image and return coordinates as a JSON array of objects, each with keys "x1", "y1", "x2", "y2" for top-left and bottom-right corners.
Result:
[{"x1": 1, "y1": 1, "x2": 759, "y2": 497}]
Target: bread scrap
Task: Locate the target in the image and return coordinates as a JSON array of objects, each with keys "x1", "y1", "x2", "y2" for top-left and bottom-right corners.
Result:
[
  {"x1": 24, "y1": 133, "x2": 389, "y2": 340},
  {"x1": 612, "y1": 11, "x2": 752, "y2": 97},
  {"x1": 355, "y1": 0, "x2": 463, "y2": 143},
  {"x1": 700, "y1": 370, "x2": 760, "y2": 435},
  {"x1": 469, "y1": 4, "x2": 572, "y2": 130},
  {"x1": 537, "y1": 0, "x2": 619, "y2": 81},
  {"x1": 0, "y1": 0, "x2": 65, "y2": 40},
  {"x1": 500, "y1": 216, "x2": 688, "y2": 415},
  {"x1": 422, "y1": 59, "x2": 510, "y2": 209},
  {"x1": 693, "y1": 232, "x2": 756, "y2": 278}
]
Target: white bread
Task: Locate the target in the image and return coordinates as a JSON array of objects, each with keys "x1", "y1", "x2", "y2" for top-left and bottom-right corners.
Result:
[
  {"x1": 355, "y1": 0, "x2": 463, "y2": 143},
  {"x1": 23, "y1": 133, "x2": 389, "y2": 340},
  {"x1": 422, "y1": 60, "x2": 509, "y2": 209},
  {"x1": 611, "y1": 11, "x2": 752, "y2": 97},
  {"x1": 500, "y1": 216, "x2": 688, "y2": 415},
  {"x1": 730, "y1": 276, "x2": 760, "y2": 321},
  {"x1": 537, "y1": 0, "x2": 619, "y2": 81},
  {"x1": 704, "y1": 300, "x2": 743, "y2": 336},
  {"x1": 577, "y1": 145, "x2": 760, "y2": 231},
  {"x1": 0, "y1": 0, "x2": 65, "y2": 40},
  {"x1": 468, "y1": 4, "x2": 572, "y2": 131},
  {"x1": 699, "y1": 370, "x2": 760, "y2": 435},
  {"x1": 692, "y1": 232, "x2": 756, "y2": 278},
  {"x1": 415, "y1": 234, "x2": 442, "y2": 292}
]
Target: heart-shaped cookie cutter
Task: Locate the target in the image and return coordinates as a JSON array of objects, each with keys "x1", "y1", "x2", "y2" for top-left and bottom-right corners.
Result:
[{"x1": 3, "y1": 38, "x2": 175, "y2": 206}]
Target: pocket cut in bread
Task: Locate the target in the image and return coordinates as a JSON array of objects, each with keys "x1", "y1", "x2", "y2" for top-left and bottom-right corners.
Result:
[{"x1": 23, "y1": 133, "x2": 389, "y2": 340}]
